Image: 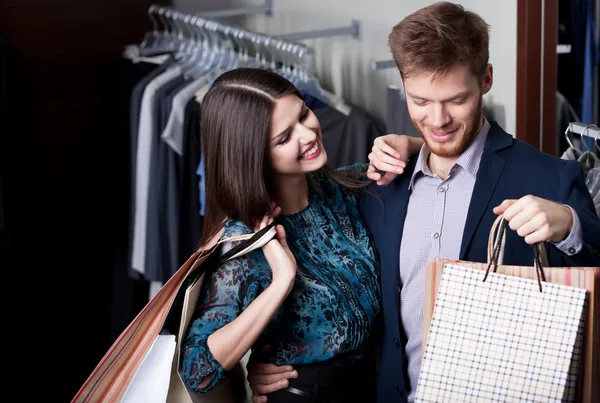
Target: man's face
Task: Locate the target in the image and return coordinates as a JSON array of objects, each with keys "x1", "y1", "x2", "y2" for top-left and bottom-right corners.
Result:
[{"x1": 403, "y1": 64, "x2": 493, "y2": 158}]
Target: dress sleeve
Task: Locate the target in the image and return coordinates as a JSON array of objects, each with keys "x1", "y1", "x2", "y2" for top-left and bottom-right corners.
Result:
[{"x1": 180, "y1": 230, "x2": 267, "y2": 392}]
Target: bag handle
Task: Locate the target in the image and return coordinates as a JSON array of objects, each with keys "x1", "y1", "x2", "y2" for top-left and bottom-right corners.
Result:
[
  {"x1": 218, "y1": 222, "x2": 277, "y2": 263},
  {"x1": 484, "y1": 215, "x2": 547, "y2": 292}
]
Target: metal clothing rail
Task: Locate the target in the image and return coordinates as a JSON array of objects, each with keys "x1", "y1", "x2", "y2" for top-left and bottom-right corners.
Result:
[
  {"x1": 147, "y1": 5, "x2": 315, "y2": 56},
  {"x1": 372, "y1": 44, "x2": 573, "y2": 71},
  {"x1": 568, "y1": 122, "x2": 600, "y2": 140},
  {"x1": 371, "y1": 59, "x2": 397, "y2": 71},
  {"x1": 197, "y1": 0, "x2": 273, "y2": 19},
  {"x1": 277, "y1": 20, "x2": 361, "y2": 41}
]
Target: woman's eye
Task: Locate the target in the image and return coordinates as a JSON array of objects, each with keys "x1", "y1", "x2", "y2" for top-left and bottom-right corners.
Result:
[{"x1": 278, "y1": 134, "x2": 290, "y2": 145}]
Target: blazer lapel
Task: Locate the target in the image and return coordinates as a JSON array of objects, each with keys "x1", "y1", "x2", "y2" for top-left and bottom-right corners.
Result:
[{"x1": 460, "y1": 123, "x2": 512, "y2": 259}]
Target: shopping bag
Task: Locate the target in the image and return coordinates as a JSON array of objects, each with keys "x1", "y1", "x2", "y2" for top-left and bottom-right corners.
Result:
[
  {"x1": 72, "y1": 223, "x2": 277, "y2": 403},
  {"x1": 122, "y1": 334, "x2": 177, "y2": 403},
  {"x1": 419, "y1": 215, "x2": 599, "y2": 403}
]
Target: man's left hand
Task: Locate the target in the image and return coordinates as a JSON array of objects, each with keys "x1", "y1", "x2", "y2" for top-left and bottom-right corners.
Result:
[{"x1": 493, "y1": 195, "x2": 574, "y2": 244}]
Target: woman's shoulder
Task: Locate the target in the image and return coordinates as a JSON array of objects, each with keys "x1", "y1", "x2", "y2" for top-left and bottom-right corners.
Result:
[{"x1": 220, "y1": 219, "x2": 254, "y2": 255}]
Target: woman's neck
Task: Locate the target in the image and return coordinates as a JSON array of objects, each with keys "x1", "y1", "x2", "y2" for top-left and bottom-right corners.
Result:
[{"x1": 273, "y1": 174, "x2": 310, "y2": 215}]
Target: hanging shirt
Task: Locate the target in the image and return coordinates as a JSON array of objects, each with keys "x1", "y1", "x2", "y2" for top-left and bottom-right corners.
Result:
[
  {"x1": 195, "y1": 85, "x2": 210, "y2": 217},
  {"x1": 386, "y1": 86, "x2": 419, "y2": 137},
  {"x1": 181, "y1": 166, "x2": 381, "y2": 393},
  {"x1": 314, "y1": 105, "x2": 386, "y2": 168},
  {"x1": 131, "y1": 66, "x2": 181, "y2": 275}
]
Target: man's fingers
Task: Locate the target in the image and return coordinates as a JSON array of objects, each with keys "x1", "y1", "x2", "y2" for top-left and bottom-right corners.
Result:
[
  {"x1": 500, "y1": 199, "x2": 526, "y2": 221},
  {"x1": 247, "y1": 371, "x2": 297, "y2": 386},
  {"x1": 252, "y1": 379, "x2": 290, "y2": 395},
  {"x1": 252, "y1": 363, "x2": 294, "y2": 375},
  {"x1": 524, "y1": 229, "x2": 548, "y2": 245},
  {"x1": 493, "y1": 199, "x2": 518, "y2": 215},
  {"x1": 252, "y1": 394, "x2": 268, "y2": 403}
]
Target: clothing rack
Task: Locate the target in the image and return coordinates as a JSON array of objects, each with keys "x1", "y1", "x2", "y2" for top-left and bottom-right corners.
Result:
[
  {"x1": 144, "y1": 5, "x2": 315, "y2": 57},
  {"x1": 568, "y1": 122, "x2": 600, "y2": 140},
  {"x1": 371, "y1": 59, "x2": 397, "y2": 71},
  {"x1": 372, "y1": 44, "x2": 574, "y2": 71},
  {"x1": 277, "y1": 20, "x2": 361, "y2": 41},
  {"x1": 197, "y1": 0, "x2": 273, "y2": 19}
]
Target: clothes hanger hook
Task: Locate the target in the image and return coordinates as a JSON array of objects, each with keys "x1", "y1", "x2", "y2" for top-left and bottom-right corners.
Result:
[
  {"x1": 156, "y1": 7, "x2": 169, "y2": 37},
  {"x1": 564, "y1": 123, "x2": 576, "y2": 150},
  {"x1": 148, "y1": 5, "x2": 159, "y2": 37}
]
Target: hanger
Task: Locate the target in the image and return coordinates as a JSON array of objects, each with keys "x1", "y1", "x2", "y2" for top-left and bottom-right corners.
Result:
[
  {"x1": 582, "y1": 124, "x2": 600, "y2": 154},
  {"x1": 565, "y1": 123, "x2": 598, "y2": 153}
]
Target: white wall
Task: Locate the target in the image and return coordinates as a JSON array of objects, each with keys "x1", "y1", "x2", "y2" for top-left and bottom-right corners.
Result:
[{"x1": 177, "y1": 0, "x2": 517, "y2": 134}]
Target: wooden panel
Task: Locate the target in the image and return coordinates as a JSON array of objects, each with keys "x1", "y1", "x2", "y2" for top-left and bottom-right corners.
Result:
[
  {"x1": 542, "y1": 0, "x2": 558, "y2": 156},
  {"x1": 516, "y1": 0, "x2": 542, "y2": 148}
]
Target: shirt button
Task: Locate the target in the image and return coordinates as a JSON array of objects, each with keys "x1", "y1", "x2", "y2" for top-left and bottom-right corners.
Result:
[
  {"x1": 568, "y1": 247, "x2": 576, "y2": 254},
  {"x1": 433, "y1": 232, "x2": 440, "y2": 239},
  {"x1": 394, "y1": 338, "x2": 401, "y2": 347},
  {"x1": 438, "y1": 186, "x2": 446, "y2": 193}
]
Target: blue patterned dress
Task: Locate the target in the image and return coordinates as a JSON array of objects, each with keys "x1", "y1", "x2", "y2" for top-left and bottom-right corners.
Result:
[{"x1": 181, "y1": 167, "x2": 381, "y2": 392}]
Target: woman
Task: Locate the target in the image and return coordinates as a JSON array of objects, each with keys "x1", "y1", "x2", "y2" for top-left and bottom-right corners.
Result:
[{"x1": 181, "y1": 68, "x2": 422, "y2": 402}]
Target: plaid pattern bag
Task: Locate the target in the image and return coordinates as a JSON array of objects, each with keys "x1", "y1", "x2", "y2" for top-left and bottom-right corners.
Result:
[
  {"x1": 420, "y1": 215, "x2": 599, "y2": 403},
  {"x1": 72, "y1": 224, "x2": 277, "y2": 403}
]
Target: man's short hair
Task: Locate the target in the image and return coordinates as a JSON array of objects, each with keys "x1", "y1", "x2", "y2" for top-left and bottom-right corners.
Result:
[{"x1": 389, "y1": 1, "x2": 490, "y2": 79}]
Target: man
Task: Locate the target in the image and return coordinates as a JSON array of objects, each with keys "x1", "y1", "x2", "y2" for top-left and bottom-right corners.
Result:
[{"x1": 247, "y1": 2, "x2": 600, "y2": 402}]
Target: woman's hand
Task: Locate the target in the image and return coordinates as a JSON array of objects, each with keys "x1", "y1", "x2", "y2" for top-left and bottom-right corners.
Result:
[
  {"x1": 255, "y1": 207, "x2": 296, "y2": 291},
  {"x1": 367, "y1": 135, "x2": 424, "y2": 186}
]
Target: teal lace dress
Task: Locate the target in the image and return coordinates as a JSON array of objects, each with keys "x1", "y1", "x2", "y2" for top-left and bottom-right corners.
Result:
[{"x1": 181, "y1": 167, "x2": 381, "y2": 392}]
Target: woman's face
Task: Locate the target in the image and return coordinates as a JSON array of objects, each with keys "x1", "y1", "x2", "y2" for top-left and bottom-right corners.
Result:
[{"x1": 267, "y1": 94, "x2": 327, "y2": 176}]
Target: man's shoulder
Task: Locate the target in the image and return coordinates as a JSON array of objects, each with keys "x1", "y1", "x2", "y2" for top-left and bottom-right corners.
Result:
[{"x1": 490, "y1": 124, "x2": 573, "y2": 173}]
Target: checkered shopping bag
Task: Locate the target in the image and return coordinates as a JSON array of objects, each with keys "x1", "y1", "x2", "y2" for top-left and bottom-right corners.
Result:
[{"x1": 419, "y1": 216, "x2": 599, "y2": 403}]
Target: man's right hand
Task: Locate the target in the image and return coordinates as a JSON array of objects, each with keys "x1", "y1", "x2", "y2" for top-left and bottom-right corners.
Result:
[{"x1": 246, "y1": 360, "x2": 298, "y2": 403}]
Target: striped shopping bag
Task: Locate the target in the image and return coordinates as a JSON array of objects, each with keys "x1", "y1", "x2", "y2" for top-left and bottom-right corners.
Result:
[{"x1": 72, "y1": 224, "x2": 277, "y2": 403}]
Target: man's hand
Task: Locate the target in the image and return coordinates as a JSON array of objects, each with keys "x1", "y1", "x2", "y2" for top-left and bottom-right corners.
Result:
[
  {"x1": 493, "y1": 195, "x2": 574, "y2": 244},
  {"x1": 246, "y1": 359, "x2": 297, "y2": 403},
  {"x1": 367, "y1": 135, "x2": 423, "y2": 186}
]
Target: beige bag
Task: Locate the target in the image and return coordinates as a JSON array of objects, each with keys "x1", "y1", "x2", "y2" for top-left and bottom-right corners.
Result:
[
  {"x1": 73, "y1": 224, "x2": 276, "y2": 403},
  {"x1": 423, "y1": 216, "x2": 599, "y2": 402}
]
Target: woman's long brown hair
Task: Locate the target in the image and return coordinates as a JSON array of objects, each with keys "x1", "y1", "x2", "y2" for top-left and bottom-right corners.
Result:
[{"x1": 198, "y1": 68, "x2": 371, "y2": 245}]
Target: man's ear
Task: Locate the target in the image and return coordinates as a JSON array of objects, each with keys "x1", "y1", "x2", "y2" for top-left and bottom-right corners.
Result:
[{"x1": 482, "y1": 63, "x2": 493, "y2": 95}]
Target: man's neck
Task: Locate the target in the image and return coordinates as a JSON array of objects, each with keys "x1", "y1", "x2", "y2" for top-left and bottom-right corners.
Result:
[
  {"x1": 427, "y1": 116, "x2": 485, "y2": 180},
  {"x1": 427, "y1": 153, "x2": 457, "y2": 180},
  {"x1": 273, "y1": 174, "x2": 310, "y2": 215}
]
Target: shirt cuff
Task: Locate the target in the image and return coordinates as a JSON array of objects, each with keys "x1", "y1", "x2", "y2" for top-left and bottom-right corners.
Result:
[{"x1": 553, "y1": 206, "x2": 583, "y2": 256}]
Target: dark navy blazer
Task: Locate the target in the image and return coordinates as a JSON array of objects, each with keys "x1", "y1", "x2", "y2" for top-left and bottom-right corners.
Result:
[{"x1": 359, "y1": 122, "x2": 600, "y2": 403}]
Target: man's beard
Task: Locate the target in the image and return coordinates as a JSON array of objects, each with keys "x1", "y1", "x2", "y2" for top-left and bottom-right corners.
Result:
[{"x1": 413, "y1": 101, "x2": 483, "y2": 158}]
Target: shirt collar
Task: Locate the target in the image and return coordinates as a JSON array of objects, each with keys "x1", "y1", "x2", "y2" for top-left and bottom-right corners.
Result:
[{"x1": 408, "y1": 118, "x2": 491, "y2": 189}]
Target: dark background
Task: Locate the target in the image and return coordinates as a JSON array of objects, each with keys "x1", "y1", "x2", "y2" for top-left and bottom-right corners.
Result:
[{"x1": 1, "y1": 1, "x2": 167, "y2": 401}]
